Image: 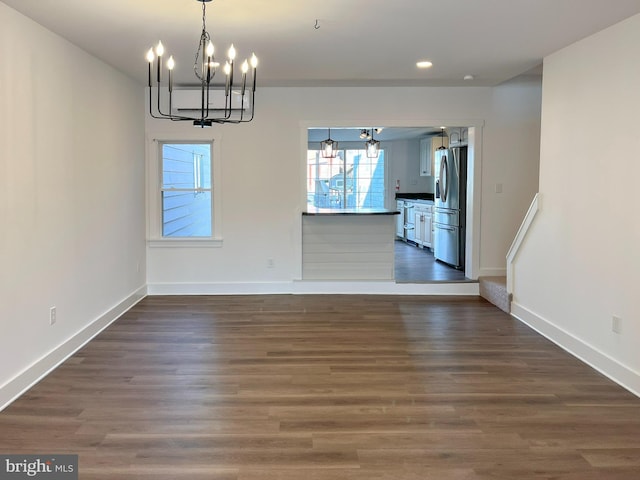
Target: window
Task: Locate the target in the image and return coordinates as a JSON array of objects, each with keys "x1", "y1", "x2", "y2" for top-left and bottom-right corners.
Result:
[
  {"x1": 147, "y1": 136, "x2": 221, "y2": 247},
  {"x1": 160, "y1": 142, "x2": 212, "y2": 237},
  {"x1": 307, "y1": 148, "x2": 385, "y2": 209}
]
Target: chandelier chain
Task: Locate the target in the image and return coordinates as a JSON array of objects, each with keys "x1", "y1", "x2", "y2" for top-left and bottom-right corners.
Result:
[{"x1": 193, "y1": 1, "x2": 212, "y2": 82}]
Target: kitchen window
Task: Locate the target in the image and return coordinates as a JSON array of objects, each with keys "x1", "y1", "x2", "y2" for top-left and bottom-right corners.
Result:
[
  {"x1": 147, "y1": 136, "x2": 222, "y2": 247},
  {"x1": 307, "y1": 148, "x2": 385, "y2": 209}
]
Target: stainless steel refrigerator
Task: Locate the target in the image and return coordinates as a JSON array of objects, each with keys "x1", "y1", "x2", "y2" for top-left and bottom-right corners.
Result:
[{"x1": 433, "y1": 146, "x2": 467, "y2": 270}]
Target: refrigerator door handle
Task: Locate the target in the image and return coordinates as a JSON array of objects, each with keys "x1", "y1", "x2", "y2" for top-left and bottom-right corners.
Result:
[
  {"x1": 453, "y1": 147, "x2": 459, "y2": 175},
  {"x1": 440, "y1": 154, "x2": 449, "y2": 202}
]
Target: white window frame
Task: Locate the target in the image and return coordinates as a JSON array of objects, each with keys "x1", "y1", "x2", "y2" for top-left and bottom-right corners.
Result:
[{"x1": 146, "y1": 132, "x2": 223, "y2": 248}]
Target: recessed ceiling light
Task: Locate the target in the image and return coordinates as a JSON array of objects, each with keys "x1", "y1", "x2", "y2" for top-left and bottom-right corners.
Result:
[
  {"x1": 463, "y1": 74, "x2": 475, "y2": 81},
  {"x1": 416, "y1": 60, "x2": 433, "y2": 69}
]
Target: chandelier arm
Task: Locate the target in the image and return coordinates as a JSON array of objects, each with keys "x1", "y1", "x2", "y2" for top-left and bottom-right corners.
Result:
[
  {"x1": 225, "y1": 88, "x2": 234, "y2": 120},
  {"x1": 246, "y1": 90, "x2": 256, "y2": 122}
]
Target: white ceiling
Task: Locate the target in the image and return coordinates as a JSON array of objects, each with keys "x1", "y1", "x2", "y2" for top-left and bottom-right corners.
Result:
[{"x1": 3, "y1": 0, "x2": 640, "y2": 87}]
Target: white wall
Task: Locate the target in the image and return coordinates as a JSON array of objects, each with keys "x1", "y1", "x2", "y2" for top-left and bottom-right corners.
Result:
[
  {"x1": 386, "y1": 138, "x2": 434, "y2": 197},
  {"x1": 0, "y1": 4, "x2": 146, "y2": 407},
  {"x1": 481, "y1": 76, "x2": 542, "y2": 273},
  {"x1": 512, "y1": 14, "x2": 640, "y2": 394},
  {"x1": 147, "y1": 81, "x2": 542, "y2": 290}
]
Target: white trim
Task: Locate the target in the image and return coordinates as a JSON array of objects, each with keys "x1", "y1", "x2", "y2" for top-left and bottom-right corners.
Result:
[
  {"x1": 465, "y1": 126, "x2": 482, "y2": 280},
  {"x1": 148, "y1": 282, "x2": 295, "y2": 295},
  {"x1": 147, "y1": 281, "x2": 480, "y2": 296},
  {"x1": 293, "y1": 281, "x2": 479, "y2": 295},
  {"x1": 148, "y1": 239, "x2": 223, "y2": 248},
  {"x1": 511, "y1": 301, "x2": 640, "y2": 398},
  {"x1": 0, "y1": 285, "x2": 148, "y2": 412},
  {"x1": 506, "y1": 193, "x2": 540, "y2": 294}
]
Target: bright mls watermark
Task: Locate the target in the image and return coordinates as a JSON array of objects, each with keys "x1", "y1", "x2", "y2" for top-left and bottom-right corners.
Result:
[{"x1": 0, "y1": 455, "x2": 77, "y2": 480}]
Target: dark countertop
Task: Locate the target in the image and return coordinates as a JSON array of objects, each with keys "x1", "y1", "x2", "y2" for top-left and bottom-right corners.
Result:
[
  {"x1": 303, "y1": 206, "x2": 399, "y2": 216},
  {"x1": 395, "y1": 192, "x2": 435, "y2": 201}
]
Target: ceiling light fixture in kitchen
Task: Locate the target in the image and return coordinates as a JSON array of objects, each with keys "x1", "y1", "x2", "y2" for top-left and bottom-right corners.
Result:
[
  {"x1": 320, "y1": 128, "x2": 339, "y2": 158},
  {"x1": 416, "y1": 60, "x2": 433, "y2": 69},
  {"x1": 437, "y1": 126, "x2": 447, "y2": 150},
  {"x1": 145, "y1": 0, "x2": 258, "y2": 127},
  {"x1": 365, "y1": 127, "x2": 381, "y2": 158}
]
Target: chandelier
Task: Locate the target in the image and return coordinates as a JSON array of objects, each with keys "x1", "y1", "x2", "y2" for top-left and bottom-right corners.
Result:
[{"x1": 146, "y1": 0, "x2": 258, "y2": 127}]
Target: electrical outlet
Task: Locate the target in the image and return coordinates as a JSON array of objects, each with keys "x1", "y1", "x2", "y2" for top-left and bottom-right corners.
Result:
[
  {"x1": 611, "y1": 315, "x2": 622, "y2": 334},
  {"x1": 49, "y1": 306, "x2": 57, "y2": 326}
]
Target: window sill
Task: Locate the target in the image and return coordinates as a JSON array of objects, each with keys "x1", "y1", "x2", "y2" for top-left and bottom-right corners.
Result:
[{"x1": 147, "y1": 238, "x2": 223, "y2": 248}]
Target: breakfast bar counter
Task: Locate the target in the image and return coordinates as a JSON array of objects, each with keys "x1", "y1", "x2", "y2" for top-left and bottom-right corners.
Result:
[
  {"x1": 302, "y1": 208, "x2": 399, "y2": 280},
  {"x1": 303, "y1": 206, "x2": 400, "y2": 216}
]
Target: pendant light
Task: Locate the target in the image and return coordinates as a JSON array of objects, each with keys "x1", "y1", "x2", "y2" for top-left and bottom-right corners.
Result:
[
  {"x1": 365, "y1": 127, "x2": 380, "y2": 158},
  {"x1": 437, "y1": 126, "x2": 447, "y2": 150},
  {"x1": 320, "y1": 128, "x2": 338, "y2": 158}
]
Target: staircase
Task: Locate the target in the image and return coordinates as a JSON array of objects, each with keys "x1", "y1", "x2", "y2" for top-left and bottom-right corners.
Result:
[{"x1": 479, "y1": 276, "x2": 510, "y2": 313}]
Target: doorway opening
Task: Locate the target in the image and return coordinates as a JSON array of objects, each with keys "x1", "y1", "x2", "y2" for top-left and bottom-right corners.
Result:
[{"x1": 306, "y1": 124, "x2": 480, "y2": 283}]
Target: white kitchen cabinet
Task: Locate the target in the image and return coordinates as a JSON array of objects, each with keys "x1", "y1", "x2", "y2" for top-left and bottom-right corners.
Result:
[
  {"x1": 419, "y1": 138, "x2": 432, "y2": 176},
  {"x1": 423, "y1": 208, "x2": 433, "y2": 248},
  {"x1": 414, "y1": 209, "x2": 425, "y2": 245},
  {"x1": 420, "y1": 135, "x2": 449, "y2": 176},
  {"x1": 448, "y1": 127, "x2": 468, "y2": 146},
  {"x1": 413, "y1": 203, "x2": 433, "y2": 249},
  {"x1": 396, "y1": 200, "x2": 405, "y2": 238}
]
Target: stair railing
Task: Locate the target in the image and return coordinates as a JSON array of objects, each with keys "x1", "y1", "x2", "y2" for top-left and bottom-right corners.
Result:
[{"x1": 506, "y1": 193, "x2": 541, "y2": 295}]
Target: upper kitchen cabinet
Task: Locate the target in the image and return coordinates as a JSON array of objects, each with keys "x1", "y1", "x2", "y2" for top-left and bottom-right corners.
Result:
[
  {"x1": 419, "y1": 134, "x2": 449, "y2": 176},
  {"x1": 448, "y1": 127, "x2": 468, "y2": 147}
]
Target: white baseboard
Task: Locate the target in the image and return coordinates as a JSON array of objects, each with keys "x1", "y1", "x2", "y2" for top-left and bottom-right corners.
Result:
[
  {"x1": 292, "y1": 281, "x2": 479, "y2": 295},
  {"x1": 147, "y1": 282, "x2": 295, "y2": 295},
  {"x1": 511, "y1": 301, "x2": 640, "y2": 398},
  {"x1": 0, "y1": 285, "x2": 147, "y2": 412},
  {"x1": 147, "y1": 281, "x2": 480, "y2": 296}
]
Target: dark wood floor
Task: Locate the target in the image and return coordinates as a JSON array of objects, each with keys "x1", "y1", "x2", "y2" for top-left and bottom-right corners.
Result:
[
  {"x1": 395, "y1": 239, "x2": 468, "y2": 282},
  {"x1": 2, "y1": 295, "x2": 640, "y2": 479}
]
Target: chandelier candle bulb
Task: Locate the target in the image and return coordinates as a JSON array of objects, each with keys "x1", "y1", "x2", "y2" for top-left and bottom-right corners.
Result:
[
  {"x1": 146, "y1": 49, "x2": 154, "y2": 87},
  {"x1": 205, "y1": 41, "x2": 214, "y2": 82},
  {"x1": 155, "y1": 41, "x2": 164, "y2": 83},
  {"x1": 251, "y1": 53, "x2": 258, "y2": 91},
  {"x1": 241, "y1": 60, "x2": 249, "y2": 95},
  {"x1": 167, "y1": 56, "x2": 175, "y2": 91}
]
